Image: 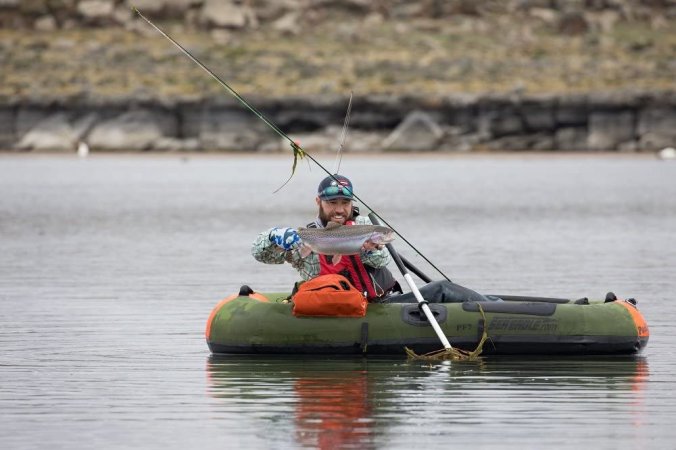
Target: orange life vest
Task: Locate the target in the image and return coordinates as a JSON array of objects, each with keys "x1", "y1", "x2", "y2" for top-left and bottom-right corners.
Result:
[{"x1": 318, "y1": 220, "x2": 378, "y2": 300}]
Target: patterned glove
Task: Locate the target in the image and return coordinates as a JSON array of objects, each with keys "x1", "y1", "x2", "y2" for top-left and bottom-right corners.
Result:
[{"x1": 268, "y1": 227, "x2": 301, "y2": 251}]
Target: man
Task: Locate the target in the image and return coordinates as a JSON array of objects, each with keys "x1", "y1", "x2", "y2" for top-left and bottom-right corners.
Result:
[
  {"x1": 251, "y1": 174, "x2": 400, "y2": 300},
  {"x1": 253, "y1": 174, "x2": 492, "y2": 303}
]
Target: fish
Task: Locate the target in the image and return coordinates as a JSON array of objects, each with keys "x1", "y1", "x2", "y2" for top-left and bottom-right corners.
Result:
[{"x1": 297, "y1": 222, "x2": 395, "y2": 264}]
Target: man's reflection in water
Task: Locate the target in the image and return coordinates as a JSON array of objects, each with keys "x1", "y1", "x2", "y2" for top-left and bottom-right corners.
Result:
[
  {"x1": 206, "y1": 357, "x2": 374, "y2": 449},
  {"x1": 294, "y1": 371, "x2": 372, "y2": 449}
]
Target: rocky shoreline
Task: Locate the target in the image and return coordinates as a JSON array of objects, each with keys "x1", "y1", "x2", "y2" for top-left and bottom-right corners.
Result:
[
  {"x1": 3, "y1": 0, "x2": 675, "y2": 33},
  {"x1": 5, "y1": 90, "x2": 675, "y2": 153},
  {"x1": 2, "y1": 0, "x2": 675, "y2": 153}
]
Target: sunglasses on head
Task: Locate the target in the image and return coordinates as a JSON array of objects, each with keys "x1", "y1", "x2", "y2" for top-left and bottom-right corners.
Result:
[{"x1": 319, "y1": 185, "x2": 353, "y2": 198}]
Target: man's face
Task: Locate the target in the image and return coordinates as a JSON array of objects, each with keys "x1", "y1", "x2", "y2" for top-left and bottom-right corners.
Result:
[{"x1": 316, "y1": 197, "x2": 353, "y2": 225}]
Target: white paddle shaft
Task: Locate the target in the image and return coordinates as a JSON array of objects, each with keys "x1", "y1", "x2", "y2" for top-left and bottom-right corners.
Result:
[{"x1": 403, "y1": 273, "x2": 452, "y2": 350}]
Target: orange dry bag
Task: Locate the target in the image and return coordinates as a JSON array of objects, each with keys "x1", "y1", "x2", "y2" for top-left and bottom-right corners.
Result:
[{"x1": 292, "y1": 274, "x2": 367, "y2": 317}]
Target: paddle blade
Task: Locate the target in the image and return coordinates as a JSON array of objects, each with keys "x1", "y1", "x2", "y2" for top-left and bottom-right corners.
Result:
[{"x1": 405, "y1": 304, "x2": 490, "y2": 361}]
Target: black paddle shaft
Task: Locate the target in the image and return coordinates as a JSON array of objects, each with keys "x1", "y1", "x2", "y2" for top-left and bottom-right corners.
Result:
[{"x1": 399, "y1": 254, "x2": 433, "y2": 283}]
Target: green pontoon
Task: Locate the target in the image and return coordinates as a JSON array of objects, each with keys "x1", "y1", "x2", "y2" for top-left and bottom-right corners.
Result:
[{"x1": 206, "y1": 290, "x2": 649, "y2": 356}]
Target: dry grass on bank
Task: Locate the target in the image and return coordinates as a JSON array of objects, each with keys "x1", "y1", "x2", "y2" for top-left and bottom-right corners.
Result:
[{"x1": 1, "y1": 16, "x2": 675, "y2": 102}]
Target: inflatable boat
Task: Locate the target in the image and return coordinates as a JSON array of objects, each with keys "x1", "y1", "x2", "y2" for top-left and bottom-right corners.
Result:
[{"x1": 205, "y1": 289, "x2": 649, "y2": 356}]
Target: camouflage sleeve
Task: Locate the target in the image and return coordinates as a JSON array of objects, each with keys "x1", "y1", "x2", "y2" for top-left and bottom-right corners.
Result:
[
  {"x1": 251, "y1": 228, "x2": 320, "y2": 280},
  {"x1": 251, "y1": 228, "x2": 287, "y2": 264},
  {"x1": 355, "y1": 215, "x2": 392, "y2": 268},
  {"x1": 289, "y1": 252, "x2": 320, "y2": 281}
]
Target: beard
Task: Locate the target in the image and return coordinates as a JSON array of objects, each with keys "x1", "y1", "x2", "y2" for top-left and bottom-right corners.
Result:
[{"x1": 318, "y1": 205, "x2": 353, "y2": 226}]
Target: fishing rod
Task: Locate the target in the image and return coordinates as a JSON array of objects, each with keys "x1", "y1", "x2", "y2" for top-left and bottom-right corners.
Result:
[{"x1": 133, "y1": 7, "x2": 451, "y2": 283}]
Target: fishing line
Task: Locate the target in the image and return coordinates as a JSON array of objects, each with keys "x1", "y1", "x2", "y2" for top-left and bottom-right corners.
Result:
[
  {"x1": 133, "y1": 8, "x2": 451, "y2": 282},
  {"x1": 333, "y1": 90, "x2": 353, "y2": 174}
]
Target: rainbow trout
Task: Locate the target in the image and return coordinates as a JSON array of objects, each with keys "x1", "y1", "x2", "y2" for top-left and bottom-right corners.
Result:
[{"x1": 297, "y1": 222, "x2": 395, "y2": 262}]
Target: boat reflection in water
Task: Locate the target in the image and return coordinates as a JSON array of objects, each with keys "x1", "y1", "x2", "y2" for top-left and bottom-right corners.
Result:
[{"x1": 205, "y1": 355, "x2": 648, "y2": 448}]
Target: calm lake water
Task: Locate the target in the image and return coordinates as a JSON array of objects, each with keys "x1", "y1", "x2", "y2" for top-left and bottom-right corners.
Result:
[{"x1": 1, "y1": 153, "x2": 675, "y2": 449}]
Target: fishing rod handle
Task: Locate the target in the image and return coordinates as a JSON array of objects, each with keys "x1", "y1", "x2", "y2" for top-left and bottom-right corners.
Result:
[{"x1": 368, "y1": 213, "x2": 407, "y2": 273}]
